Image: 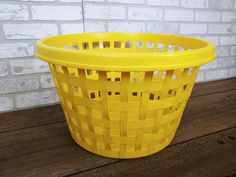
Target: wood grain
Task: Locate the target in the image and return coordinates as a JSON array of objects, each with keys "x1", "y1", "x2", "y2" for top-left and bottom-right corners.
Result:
[
  {"x1": 72, "y1": 128, "x2": 236, "y2": 177},
  {"x1": 0, "y1": 88, "x2": 235, "y2": 177}
]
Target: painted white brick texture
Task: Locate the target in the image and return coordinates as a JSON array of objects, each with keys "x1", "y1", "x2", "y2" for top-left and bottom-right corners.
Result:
[
  {"x1": 164, "y1": 9, "x2": 193, "y2": 21},
  {"x1": 84, "y1": 22, "x2": 106, "y2": 32},
  {"x1": 3, "y1": 24, "x2": 58, "y2": 39},
  {"x1": 205, "y1": 69, "x2": 228, "y2": 81},
  {"x1": 84, "y1": 4, "x2": 126, "y2": 19},
  {"x1": 146, "y1": 22, "x2": 178, "y2": 34},
  {"x1": 180, "y1": 24, "x2": 207, "y2": 34},
  {"x1": 40, "y1": 74, "x2": 55, "y2": 88},
  {"x1": 209, "y1": 0, "x2": 234, "y2": 10},
  {"x1": 61, "y1": 23, "x2": 84, "y2": 34},
  {"x1": 22, "y1": 0, "x2": 54, "y2": 1},
  {"x1": 220, "y1": 36, "x2": 236, "y2": 45},
  {"x1": 32, "y1": 6, "x2": 82, "y2": 20},
  {"x1": 0, "y1": 4, "x2": 29, "y2": 21},
  {"x1": 229, "y1": 67, "x2": 236, "y2": 77},
  {"x1": 181, "y1": 0, "x2": 209, "y2": 8},
  {"x1": 0, "y1": 62, "x2": 9, "y2": 77},
  {"x1": 231, "y1": 46, "x2": 236, "y2": 55},
  {"x1": 9, "y1": 59, "x2": 49, "y2": 75},
  {"x1": 195, "y1": 11, "x2": 220, "y2": 22},
  {"x1": 128, "y1": 7, "x2": 163, "y2": 20},
  {"x1": 0, "y1": 76, "x2": 38, "y2": 94},
  {"x1": 16, "y1": 90, "x2": 59, "y2": 108},
  {"x1": 107, "y1": 0, "x2": 144, "y2": 4},
  {"x1": 108, "y1": 22, "x2": 145, "y2": 32},
  {"x1": 0, "y1": 97, "x2": 14, "y2": 112},
  {"x1": 208, "y1": 24, "x2": 232, "y2": 34},
  {"x1": 0, "y1": 43, "x2": 33, "y2": 59},
  {"x1": 222, "y1": 12, "x2": 236, "y2": 22},
  {"x1": 147, "y1": 0, "x2": 179, "y2": 6}
]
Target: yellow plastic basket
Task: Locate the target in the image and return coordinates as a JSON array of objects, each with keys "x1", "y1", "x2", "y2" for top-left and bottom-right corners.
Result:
[{"x1": 35, "y1": 33, "x2": 215, "y2": 158}]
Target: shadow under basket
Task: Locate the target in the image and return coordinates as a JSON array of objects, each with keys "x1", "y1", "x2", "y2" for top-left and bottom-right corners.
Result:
[{"x1": 35, "y1": 32, "x2": 216, "y2": 158}]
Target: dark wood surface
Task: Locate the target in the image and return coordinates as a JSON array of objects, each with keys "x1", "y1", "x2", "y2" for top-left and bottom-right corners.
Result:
[{"x1": 0, "y1": 78, "x2": 235, "y2": 177}]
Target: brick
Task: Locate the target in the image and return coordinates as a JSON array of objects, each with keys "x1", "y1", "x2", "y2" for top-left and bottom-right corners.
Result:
[
  {"x1": 0, "y1": 4, "x2": 29, "y2": 21},
  {"x1": 0, "y1": 76, "x2": 38, "y2": 94},
  {"x1": 147, "y1": 0, "x2": 179, "y2": 6},
  {"x1": 9, "y1": 59, "x2": 49, "y2": 75},
  {"x1": 107, "y1": 0, "x2": 144, "y2": 4},
  {"x1": 32, "y1": 5, "x2": 82, "y2": 20},
  {"x1": 84, "y1": 0, "x2": 104, "y2": 1},
  {"x1": 59, "y1": 0, "x2": 82, "y2": 2},
  {"x1": 205, "y1": 69, "x2": 228, "y2": 81},
  {"x1": 222, "y1": 12, "x2": 236, "y2": 22},
  {"x1": 233, "y1": 25, "x2": 236, "y2": 33},
  {"x1": 85, "y1": 4, "x2": 126, "y2": 19},
  {"x1": 22, "y1": 0, "x2": 54, "y2": 1},
  {"x1": 16, "y1": 90, "x2": 59, "y2": 108},
  {"x1": 209, "y1": 0, "x2": 234, "y2": 10},
  {"x1": 40, "y1": 74, "x2": 55, "y2": 88},
  {"x1": 181, "y1": 0, "x2": 208, "y2": 8},
  {"x1": 108, "y1": 22, "x2": 145, "y2": 32},
  {"x1": 61, "y1": 23, "x2": 84, "y2": 34},
  {"x1": 195, "y1": 71, "x2": 205, "y2": 83},
  {"x1": 146, "y1": 22, "x2": 178, "y2": 34},
  {"x1": 0, "y1": 97, "x2": 14, "y2": 112},
  {"x1": 195, "y1": 11, "x2": 220, "y2": 22},
  {"x1": 220, "y1": 36, "x2": 236, "y2": 45},
  {"x1": 164, "y1": 9, "x2": 193, "y2": 21},
  {"x1": 0, "y1": 62, "x2": 8, "y2": 77},
  {"x1": 84, "y1": 22, "x2": 106, "y2": 32},
  {"x1": 3, "y1": 24, "x2": 58, "y2": 39},
  {"x1": 217, "y1": 57, "x2": 236, "y2": 68},
  {"x1": 200, "y1": 60, "x2": 217, "y2": 70},
  {"x1": 229, "y1": 67, "x2": 236, "y2": 77},
  {"x1": 216, "y1": 46, "x2": 231, "y2": 57},
  {"x1": 208, "y1": 24, "x2": 232, "y2": 34},
  {"x1": 0, "y1": 43, "x2": 33, "y2": 59},
  {"x1": 180, "y1": 24, "x2": 207, "y2": 34},
  {"x1": 231, "y1": 46, "x2": 236, "y2": 55},
  {"x1": 128, "y1": 7, "x2": 163, "y2": 20}
]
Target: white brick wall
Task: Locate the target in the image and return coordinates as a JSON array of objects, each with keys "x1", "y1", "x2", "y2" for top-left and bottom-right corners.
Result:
[
  {"x1": 0, "y1": 4, "x2": 29, "y2": 21},
  {"x1": 181, "y1": 0, "x2": 209, "y2": 8},
  {"x1": 0, "y1": 0, "x2": 235, "y2": 112},
  {"x1": 9, "y1": 59, "x2": 49, "y2": 75},
  {"x1": 128, "y1": 7, "x2": 163, "y2": 20},
  {"x1": 147, "y1": 0, "x2": 179, "y2": 7},
  {"x1": 32, "y1": 6, "x2": 82, "y2": 20},
  {"x1": 108, "y1": 22, "x2": 145, "y2": 32},
  {"x1": 3, "y1": 24, "x2": 58, "y2": 39},
  {"x1": 16, "y1": 90, "x2": 59, "y2": 108},
  {"x1": 180, "y1": 24, "x2": 207, "y2": 34},
  {"x1": 61, "y1": 23, "x2": 84, "y2": 34},
  {"x1": 84, "y1": 4, "x2": 126, "y2": 19},
  {"x1": 0, "y1": 97, "x2": 14, "y2": 112},
  {"x1": 164, "y1": 9, "x2": 193, "y2": 21},
  {"x1": 195, "y1": 11, "x2": 220, "y2": 22},
  {"x1": 0, "y1": 43, "x2": 33, "y2": 58}
]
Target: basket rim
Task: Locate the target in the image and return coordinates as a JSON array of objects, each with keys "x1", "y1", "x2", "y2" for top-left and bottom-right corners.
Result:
[{"x1": 35, "y1": 32, "x2": 216, "y2": 71}]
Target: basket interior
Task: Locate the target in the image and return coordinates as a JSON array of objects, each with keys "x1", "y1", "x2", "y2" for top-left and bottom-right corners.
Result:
[{"x1": 45, "y1": 33, "x2": 208, "y2": 53}]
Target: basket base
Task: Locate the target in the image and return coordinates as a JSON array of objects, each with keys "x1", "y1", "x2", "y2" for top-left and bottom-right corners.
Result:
[{"x1": 70, "y1": 133, "x2": 175, "y2": 159}]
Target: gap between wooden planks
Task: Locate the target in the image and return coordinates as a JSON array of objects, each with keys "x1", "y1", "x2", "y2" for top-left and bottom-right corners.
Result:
[{"x1": 0, "y1": 78, "x2": 235, "y2": 177}]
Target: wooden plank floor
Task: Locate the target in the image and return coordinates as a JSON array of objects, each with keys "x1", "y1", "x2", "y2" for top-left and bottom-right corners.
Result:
[{"x1": 0, "y1": 78, "x2": 235, "y2": 177}]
